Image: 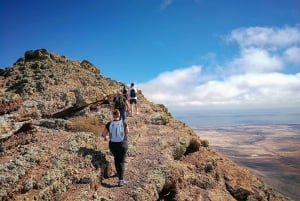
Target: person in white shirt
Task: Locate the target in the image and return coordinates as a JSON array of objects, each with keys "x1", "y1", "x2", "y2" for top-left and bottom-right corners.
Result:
[{"x1": 127, "y1": 83, "x2": 138, "y2": 115}]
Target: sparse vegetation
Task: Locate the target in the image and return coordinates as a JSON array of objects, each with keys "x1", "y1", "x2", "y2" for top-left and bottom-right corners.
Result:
[
  {"x1": 0, "y1": 120, "x2": 8, "y2": 135},
  {"x1": 185, "y1": 137, "x2": 201, "y2": 155},
  {"x1": 173, "y1": 137, "x2": 190, "y2": 160},
  {"x1": 201, "y1": 139, "x2": 209, "y2": 147},
  {"x1": 0, "y1": 49, "x2": 292, "y2": 201},
  {"x1": 68, "y1": 115, "x2": 103, "y2": 135}
]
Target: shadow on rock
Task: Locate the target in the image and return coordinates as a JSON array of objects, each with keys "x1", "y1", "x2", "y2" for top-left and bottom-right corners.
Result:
[{"x1": 77, "y1": 147, "x2": 111, "y2": 178}]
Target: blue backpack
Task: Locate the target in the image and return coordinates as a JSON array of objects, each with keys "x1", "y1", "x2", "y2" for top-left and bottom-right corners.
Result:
[{"x1": 109, "y1": 120, "x2": 125, "y2": 142}]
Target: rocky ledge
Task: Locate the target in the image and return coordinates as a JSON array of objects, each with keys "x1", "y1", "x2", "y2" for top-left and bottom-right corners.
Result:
[{"x1": 0, "y1": 49, "x2": 293, "y2": 201}]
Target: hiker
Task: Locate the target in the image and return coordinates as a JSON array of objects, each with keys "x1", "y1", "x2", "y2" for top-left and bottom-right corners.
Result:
[
  {"x1": 100, "y1": 109, "x2": 129, "y2": 186},
  {"x1": 113, "y1": 90, "x2": 129, "y2": 121},
  {"x1": 122, "y1": 84, "x2": 128, "y2": 100},
  {"x1": 128, "y1": 83, "x2": 138, "y2": 115}
]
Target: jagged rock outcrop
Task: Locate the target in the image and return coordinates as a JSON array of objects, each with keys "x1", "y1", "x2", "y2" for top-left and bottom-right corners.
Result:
[
  {"x1": 0, "y1": 93, "x2": 23, "y2": 115},
  {"x1": 0, "y1": 49, "x2": 293, "y2": 201},
  {"x1": 1, "y1": 49, "x2": 119, "y2": 117}
]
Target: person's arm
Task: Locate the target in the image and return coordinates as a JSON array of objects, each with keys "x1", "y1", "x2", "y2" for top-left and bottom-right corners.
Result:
[
  {"x1": 100, "y1": 123, "x2": 110, "y2": 141},
  {"x1": 125, "y1": 124, "x2": 129, "y2": 135},
  {"x1": 125, "y1": 99, "x2": 130, "y2": 111},
  {"x1": 126, "y1": 90, "x2": 129, "y2": 100},
  {"x1": 111, "y1": 97, "x2": 116, "y2": 110}
]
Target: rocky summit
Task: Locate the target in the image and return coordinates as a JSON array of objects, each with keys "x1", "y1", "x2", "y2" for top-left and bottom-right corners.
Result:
[{"x1": 0, "y1": 49, "x2": 292, "y2": 201}]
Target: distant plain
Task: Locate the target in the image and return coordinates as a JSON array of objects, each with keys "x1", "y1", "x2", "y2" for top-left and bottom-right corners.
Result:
[
  {"x1": 195, "y1": 124, "x2": 300, "y2": 201},
  {"x1": 172, "y1": 108, "x2": 300, "y2": 200}
]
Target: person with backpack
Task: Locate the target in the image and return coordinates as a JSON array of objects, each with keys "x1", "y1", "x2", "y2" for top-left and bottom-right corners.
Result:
[
  {"x1": 100, "y1": 109, "x2": 129, "y2": 186},
  {"x1": 128, "y1": 83, "x2": 138, "y2": 116},
  {"x1": 113, "y1": 90, "x2": 129, "y2": 122}
]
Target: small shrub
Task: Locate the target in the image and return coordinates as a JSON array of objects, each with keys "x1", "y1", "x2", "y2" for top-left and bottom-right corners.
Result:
[
  {"x1": 173, "y1": 137, "x2": 189, "y2": 160},
  {"x1": 184, "y1": 137, "x2": 200, "y2": 155},
  {"x1": 201, "y1": 139, "x2": 209, "y2": 147},
  {"x1": 0, "y1": 120, "x2": 9, "y2": 135},
  {"x1": 204, "y1": 162, "x2": 214, "y2": 173}
]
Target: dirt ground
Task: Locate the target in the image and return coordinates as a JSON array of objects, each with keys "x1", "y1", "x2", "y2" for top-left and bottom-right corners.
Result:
[{"x1": 0, "y1": 111, "x2": 189, "y2": 200}]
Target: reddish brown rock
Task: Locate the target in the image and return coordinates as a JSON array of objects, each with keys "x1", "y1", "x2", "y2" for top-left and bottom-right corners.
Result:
[{"x1": 0, "y1": 49, "x2": 292, "y2": 201}]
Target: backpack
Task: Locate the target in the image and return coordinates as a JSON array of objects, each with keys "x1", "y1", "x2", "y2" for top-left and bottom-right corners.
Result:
[
  {"x1": 109, "y1": 120, "x2": 125, "y2": 142},
  {"x1": 114, "y1": 95, "x2": 125, "y2": 109},
  {"x1": 130, "y1": 88, "x2": 136, "y2": 98}
]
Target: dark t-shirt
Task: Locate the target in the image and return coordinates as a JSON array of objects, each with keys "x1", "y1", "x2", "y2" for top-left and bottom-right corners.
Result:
[
  {"x1": 113, "y1": 95, "x2": 126, "y2": 109},
  {"x1": 122, "y1": 89, "x2": 128, "y2": 99}
]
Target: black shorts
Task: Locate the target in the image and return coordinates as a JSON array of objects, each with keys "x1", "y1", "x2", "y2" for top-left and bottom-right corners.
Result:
[{"x1": 129, "y1": 99, "x2": 137, "y2": 104}]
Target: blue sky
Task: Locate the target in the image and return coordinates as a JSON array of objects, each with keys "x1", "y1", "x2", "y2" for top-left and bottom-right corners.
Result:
[{"x1": 1, "y1": 0, "x2": 300, "y2": 110}]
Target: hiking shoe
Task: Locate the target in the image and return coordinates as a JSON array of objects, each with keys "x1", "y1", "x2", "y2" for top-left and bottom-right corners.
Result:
[{"x1": 118, "y1": 180, "x2": 128, "y2": 186}]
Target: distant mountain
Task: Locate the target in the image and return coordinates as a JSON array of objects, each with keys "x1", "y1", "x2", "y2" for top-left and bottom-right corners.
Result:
[{"x1": 0, "y1": 49, "x2": 293, "y2": 200}]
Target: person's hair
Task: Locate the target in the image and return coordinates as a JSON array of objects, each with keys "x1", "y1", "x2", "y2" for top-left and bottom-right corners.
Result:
[
  {"x1": 131, "y1": 83, "x2": 134, "y2": 87},
  {"x1": 112, "y1": 109, "x2": 120, "y2": 117}
]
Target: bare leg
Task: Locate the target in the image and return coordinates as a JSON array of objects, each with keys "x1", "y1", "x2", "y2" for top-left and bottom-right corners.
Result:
[{"x1": 135, "y1": 103, "x2": 138, "y2": 114}]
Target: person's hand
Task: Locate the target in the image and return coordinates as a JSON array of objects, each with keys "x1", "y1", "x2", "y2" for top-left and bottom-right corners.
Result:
[{"x1": 99, "y1": 133, "x2": 105, "y2": 139}]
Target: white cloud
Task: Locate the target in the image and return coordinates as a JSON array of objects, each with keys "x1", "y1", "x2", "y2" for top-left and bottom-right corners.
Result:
[
  {"x1": 140, "y1": 69, "x2": 300, "y2": 108},
  {"x1": 284, "y1": 46, "x2": 300, "y2": 64},
  {"x1": 229, "y1": 47, "x2": 283, "y2": 73},
  {"x1": 160, "y1": 0, "x2": 173, "y2": 10},
  {"x1": 138, "y1": 66, "x2": 202, "y2": 105},
  {"x1": 225, "y1": 25, "x2": 300, "y2": 74},
  {"x1": 227, "y1": 26, "x2": 300, "y2": 48},
  {"x1": 139, "y1": 25, "x2": 300, "y2": 109}
]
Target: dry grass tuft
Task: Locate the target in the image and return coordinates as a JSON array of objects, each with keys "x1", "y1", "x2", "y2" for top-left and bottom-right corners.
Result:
[
  {"x1": 0, "y1": 120, "x2": 9, "y2": 135},
  {"x1": 68, "y1": 115, "x2": 104, "y2": 135}
]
